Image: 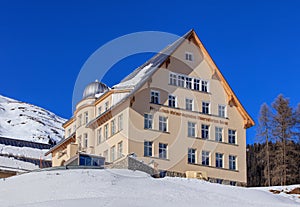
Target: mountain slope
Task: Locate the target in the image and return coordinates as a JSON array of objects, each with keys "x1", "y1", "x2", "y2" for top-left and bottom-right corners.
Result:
[
  {"x1": 0, "y1": 95, "x2": 66, "y2": 144},
  {"x1": 0, "y1": 169, "x2": 299, "y2": 207}
]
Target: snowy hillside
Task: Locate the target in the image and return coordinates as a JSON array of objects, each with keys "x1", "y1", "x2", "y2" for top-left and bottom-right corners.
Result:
[
  {"x1": 0, "y1": 95, "x2": 66, "y2": 144},
  {"x1": 0, "y1": 169, "x2": 299, "y2": 207}
]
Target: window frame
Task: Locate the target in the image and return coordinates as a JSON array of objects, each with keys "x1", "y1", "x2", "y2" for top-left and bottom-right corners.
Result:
[
  {"x1": 185, "y1": 98, "x2": 193, "y2": 111},
  {"x1": 159, "y1": 116, "x2": 168, "y2": 132},
  {"x1": 193, "y1": 78, "x2": 200, "y2": 91},
  {"x1": 110, "y1": 145, "x2": 116, "y2": 162},
  {"x1": 188, "y1": 121, "x2": 196, "y2": 137},
  {"x1": 228, "y1": 129, "x2": 236, "y2": 144},
  {"x1": 185, "y1": 52, "x2": 194, "y2": 61},
  {"x1": 201, "y1": 124, "x2": 210, "y2": 139},
  {"x1": 188, "y1": 148, "x2": 196, "y2": 164},
  {"x1": 97, "y1": 128, "x2": 102, "y2": 144},
  {"x1": 202, "y1": 101, "x2": 210, "y2": 114},
  {"x1": 159, "y1": 143, "x2": 168, "y2": 159},
  {"x1": 150, "y1": 90, "x2": 160, "y2": 104},
  {"x1": 144, "y1": 141, "x2": 153, "y2": 157},
  {"x1": 168, "y1": 94, "x2": 177, "y2": 108},
  {"x1": 229, "y1": 155, "x2": 237, "y2": 170},
  {"x1": 201, "y1": 80, "x2": 209, "y2": 92},
  {"x1": 117, "y1": 141, "x2": 123, "y2": 159},
  {"x1": 83, "y1": 133, "x2": 88, "y2": 148},
  {"x1": 169, "y1": 73, "x2": 177, "y2": 86},
  {"x1": 215, "y1": 127, "x2": 223, "y2": 142},
  {"x1": 144, "y1": 114, "x2": 153, "y2": 129},
  {"x1": 202, "y1": 151, "x2": 210, "y2": 166},
  {"x1": 218, "y1": 105, "x2": 226, "y2": 118},
  {"x1": 215, "y1": 153, "x2": 223, "y2": 168}
]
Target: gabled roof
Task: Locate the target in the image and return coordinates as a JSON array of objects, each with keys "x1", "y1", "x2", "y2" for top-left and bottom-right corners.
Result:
[
  {"x1": 112, "y1": 29, "x2": 193, "y2": 90},
  {"x1": 90, "y1": 29, "x2": 254, "y2": 129}
]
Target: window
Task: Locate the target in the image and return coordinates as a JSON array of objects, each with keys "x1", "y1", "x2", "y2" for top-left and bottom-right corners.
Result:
[
  {"x1": 230, "y1": 181, "x2": 237, "y2": 186},
  {"x1": 150, "y1": 90, "x2": 160, "y2": 104},
  {"x1": 97, "y1": 128, "x2": 102, "y2": 144},
  {"x1": 185, "y1": 52, "x2": 193, "y2": 61},
  {"x1": 84, "y1": 112, "x2": 89, "y2": 124},
  {"x1": 202, "y1": 102, "x2": 210, "y2": 114},
  {"x1": 103, "y1": 150, "x2": 108, "y2": 161},
  {"x1": 201, "y1": 80, "x2": 208, "y2": 92},
  {"x1": 78, "y1": 114, "x2": 82, "y2": 127},
  {"x1": 229, "y1": 155, "x2": 237, "y2": 170},
  {"x1": 228, "y1": 129, "x2": 236, "y2": 144},
  {"x1": 159, "y1": 116, "x2": 167, "y2": 132},
  {"x1": 216, "y1": 153, "x2": 223, "y2": 168},
  {"x1": 111, "y1": 119, "x2": 116, "y2": 135},
  {"x1": 83, "y1": 133, "x2": 88, "y2": 148},
  {"x1": 168, "y1": 95, "x2": 176, "y2": 108},
  {"x1": 110, "y1": 145, "x2": 115, "y2": 162},
  {"x1": 144, "y1": 141, "x2": 153, "y2": 156},
  {"x1": 194, "y1": 79, "x2": 200, "y2": 91},
  {"x1": 178, "y1": 75, "x2": 185, "y2": 87},
  {"x1": 98, "y1": 106, "x2": 102, "y2": 115},
  {"x1": 202, "y1": 151, "x2": 210, "y2": 166},
  {"x1": 68, "y1": 128, "x2": 71, "y2": 136},
  {"x1": 117, "y1": 141, "x2": 123, "y2": 159},
  {"x1": 188, "y1": 148, "x2": 196, "y2": 164},
  {"x1": 201, "y1": 124, "x2": 209, "y2": 139},
  {"x1": 216, "y1": 179, "x2": 223, "y2": 184},
  {"x1": 105, "y1": 102, "x2": 109, "y2": 111},
  {"x1": 144, "y1": 114, "x2": 153, "y2": 129},
  {"x1": 169, "y1": 73, "x2": 177, "y2": 86},
  {"x1": 215, "y1": 127, "x2": 223, "y2": 142},
  {"x1": 159, "y1": 143, "x2": 168, "y2": 159},
  {"x1": 185, "y1": 77, "x2": 192, "y2": 89},
  {"x1": 218, "y1": 105, "x2": 226, "y2": 118},
  {"x1": 188, "y1": 122, "x2": 196, "y2": 137},
  {"x1": 118, "y1": 114, "x2": 123, "y2": 131},
  {"x1": 185, "y1": 98, "x2": 193, "y2": 111},
  {"x1": 104, "y1": 124, "x2": 108, "y2": 140},
  {"x1": 77, "y1": 135, "x2": 82, "y2": 150}
]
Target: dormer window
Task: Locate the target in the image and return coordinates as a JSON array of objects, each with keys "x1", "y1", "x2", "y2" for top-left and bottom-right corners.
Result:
[{"x1": 185, "y1": 52, "x2": 193, "y2": 61}]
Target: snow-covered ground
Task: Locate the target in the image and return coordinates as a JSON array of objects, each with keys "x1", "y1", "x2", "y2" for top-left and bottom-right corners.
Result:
[
  {"x1": 0, "y1": 95, "x2": 66, "y2": 144},
  {"x1": 0, "y1": 169, "x2": 299, "y2": 207}
]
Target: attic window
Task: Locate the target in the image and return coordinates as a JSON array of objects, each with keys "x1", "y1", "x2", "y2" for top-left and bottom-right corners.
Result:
[{"x1": 185, "y1": 52, "x2": 193, "y2": 61}]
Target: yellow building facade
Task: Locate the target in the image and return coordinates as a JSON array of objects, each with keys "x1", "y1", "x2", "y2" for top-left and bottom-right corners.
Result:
[{"x1": 46, "y1": 30, "x2": 254, "y2": 185}]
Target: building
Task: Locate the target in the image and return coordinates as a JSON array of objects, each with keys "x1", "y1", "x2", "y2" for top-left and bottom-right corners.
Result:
[
  {"x1": 0, "y1": 136, "x2": 52, "y2": 178},
  {"x1": 46, "y1": 29, "x2": 254, "y2": 186}
]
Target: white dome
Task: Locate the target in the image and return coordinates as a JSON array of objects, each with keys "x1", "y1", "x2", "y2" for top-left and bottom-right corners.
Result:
[{"x1": 82, "y1": 80, "x2": 109, "y2": 99}]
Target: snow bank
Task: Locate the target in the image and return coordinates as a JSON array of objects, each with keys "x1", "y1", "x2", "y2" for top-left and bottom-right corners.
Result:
[{"x1": 0, "y1": 169, "x2": 298, "y2": 207}]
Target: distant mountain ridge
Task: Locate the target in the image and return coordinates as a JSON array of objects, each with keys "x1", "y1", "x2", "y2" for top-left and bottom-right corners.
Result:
[{"x1": 0, "y1": 94, "x2": 66, "y2": 144}]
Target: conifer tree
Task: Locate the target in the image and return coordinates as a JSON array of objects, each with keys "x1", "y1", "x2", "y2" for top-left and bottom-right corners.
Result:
[{"x1": 271, "y1": 94, "x2": 296, "y2": 186}]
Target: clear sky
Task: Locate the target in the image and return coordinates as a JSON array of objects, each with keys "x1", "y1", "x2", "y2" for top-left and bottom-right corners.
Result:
[{"x1": 1, "y1": 0, "x2": 300, "y2": 144}]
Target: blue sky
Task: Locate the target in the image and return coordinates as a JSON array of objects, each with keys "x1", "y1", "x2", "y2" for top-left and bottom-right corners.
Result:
[{"x1": 1, "y1": 0, "x2": 300, "y2": 144}]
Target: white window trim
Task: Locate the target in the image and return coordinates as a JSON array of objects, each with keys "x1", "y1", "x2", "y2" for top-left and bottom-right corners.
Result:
[
  {"x1": 150, "y1": 90, "x2": 160, "y2": 104},
  {"x1": 218, "y1": 104, "x2": 227, "y2": 118},
  {"x1": 185, "y1": 52, "x2": 194, "y2": 61}
]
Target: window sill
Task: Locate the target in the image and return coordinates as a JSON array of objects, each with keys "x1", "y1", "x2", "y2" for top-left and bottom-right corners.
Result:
[
  {"x1": 187, "y1": 162, "x2": 239, "y2": 172},
  {"x1": 187, "y1": 136, "x2": 239, "y2": 146},
  {"x1": 144, "y1": 156, "x2": 170, "y2": 161},
  {"x1": 150, "y1": 103, "x2": 229, "y2": 120},
  {"x1": 144, "y1": 128, "x2": 170, "y2": 134}
]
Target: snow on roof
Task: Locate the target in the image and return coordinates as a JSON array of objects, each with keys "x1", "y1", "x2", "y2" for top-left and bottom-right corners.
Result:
[
  {"x1": 0, "y1": 144, "x2": 51, "y2": 160},
  {"x1": 0, "y1": 156, "x2": 38, "y2": 172},
  {"x1": 112, "y1": 29, "x2": 193, "y2": 91},
  {"x1": 113, "y1": 63, "x2": 154, "y2": 89}
]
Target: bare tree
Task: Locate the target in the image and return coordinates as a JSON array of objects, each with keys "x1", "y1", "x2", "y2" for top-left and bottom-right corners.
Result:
[{"x1": 257, "y1": 103, "x2": 272, "y2": 186}]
